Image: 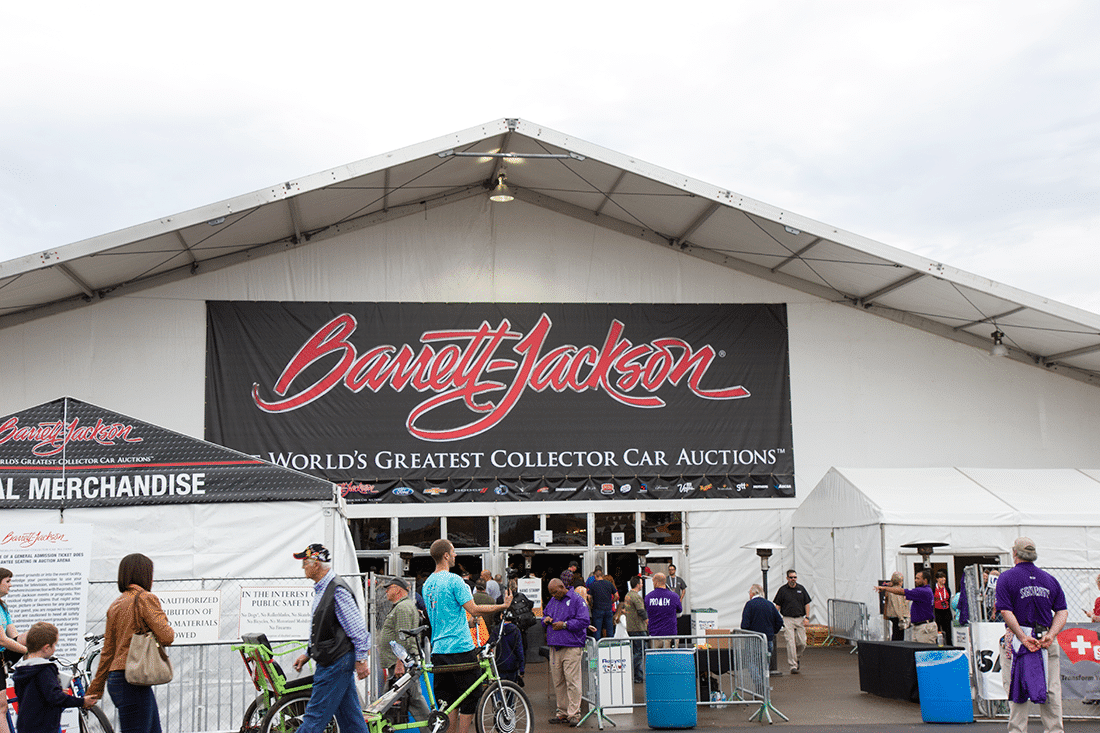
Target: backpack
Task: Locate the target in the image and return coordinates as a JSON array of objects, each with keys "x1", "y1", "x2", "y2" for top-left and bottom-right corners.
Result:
[{"x1": 511, "y1": 592, "x2": 537, "y2": 630}]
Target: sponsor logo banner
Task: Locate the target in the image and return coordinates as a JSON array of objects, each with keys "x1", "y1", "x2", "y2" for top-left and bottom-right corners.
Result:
[
  {"x1": 0, "y1": 397, "x2": 331, "y2": 508},
  {"x1": 205, "y1": 302, "x2": 795, "y2": 501}
]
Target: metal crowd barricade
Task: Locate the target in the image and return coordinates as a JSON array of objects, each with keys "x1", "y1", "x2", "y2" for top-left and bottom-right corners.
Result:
[
  {"x1": 825, "y1": 598, "x2": 868, "y2": 652},
  {"x1": 85, "y1": 572, "x2": 378, "y2": 733},
  {"x1": 582, "y1": 631, "x2": 786, "y2": 729}
]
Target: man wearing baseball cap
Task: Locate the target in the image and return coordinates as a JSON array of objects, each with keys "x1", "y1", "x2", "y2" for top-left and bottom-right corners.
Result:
[
  {"x1": 379, "y1": 577, "x2": 429, "y2": 722},
  {"x1": 291, "y1": 544, "x2": 370, "y2": 733},
  {"x1": 996, "y1": 537, "x2": 1068, "y2": 733}
]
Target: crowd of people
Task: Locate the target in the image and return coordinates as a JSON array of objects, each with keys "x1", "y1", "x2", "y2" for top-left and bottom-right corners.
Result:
[{"x1": 4, "y1": 535, "x2": 1089, "y2": 733}]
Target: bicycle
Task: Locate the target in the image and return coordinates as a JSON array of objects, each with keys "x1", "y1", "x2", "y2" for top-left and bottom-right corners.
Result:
[
  {"x1": 233, "y1": 633, "x2": 314, "y2": 733},
  {"x1": 363, "y1": 612, "x2": 532, "y2": 733},
  {"x1": 53, "y1": 633, "x2": 114, "y2": 733},
  {"x1": 258, "y1": 612, "x2": 532, "y2": 733}
]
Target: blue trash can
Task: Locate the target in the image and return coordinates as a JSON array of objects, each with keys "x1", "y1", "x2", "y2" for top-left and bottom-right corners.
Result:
[
  {"x1": 645, "y1": 649, "x2": 697, "y2": 729},
  {"x1": 915, "y1": 649, "x2": 974, "y2": 723}
]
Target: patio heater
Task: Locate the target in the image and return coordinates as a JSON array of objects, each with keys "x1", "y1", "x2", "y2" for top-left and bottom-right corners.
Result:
[
  {"x1": 509, "y1": 542, "x2": 543, "y2": 571},
  {"x1": 623, "y1": 541, "x2": 660, "y2": 576},
  {"x1": 742, "y1": 542, "x2": 787, "y2": 600},
  {"x1": 396, "y1": 545, "x2": 420, "y2": 574},
  {"x1": 900, "y1": 541, "x2": 949, "y2": 572},
  {"x1": 743, "y1": 542, "x2": 787, "y2": 676}
]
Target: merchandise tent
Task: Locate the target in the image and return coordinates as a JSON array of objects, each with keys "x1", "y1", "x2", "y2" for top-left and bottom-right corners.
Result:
[
  {"x1": 0, "y1": 396, "x2": 357, "y2": 581},
  {"x1": 791, "y1": 467, "x2": 1100, "y2": 624}
]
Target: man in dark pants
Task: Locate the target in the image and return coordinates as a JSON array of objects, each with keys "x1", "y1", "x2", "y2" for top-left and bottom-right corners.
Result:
[
  {"x1": 742, "y1": 584, "x2": 784, "y2": 678},
  {"x1": 587, "y1": 566, "x2": 618, "y2": 639},
  {"x1": 291, "y1": 544, "x2": 370, "y2": 733},
  {"x1": 621, "y1": 576, "x2": 648, "y2": 683},
  {"x1": 773, "y1": 569, "x2": 811, "y2": 674}
]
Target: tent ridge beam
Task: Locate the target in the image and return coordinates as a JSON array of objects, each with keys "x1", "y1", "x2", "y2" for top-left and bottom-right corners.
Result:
[
  {"x1": 673, "y1": 202, "x2": 721, "y2": 247},
  {"x1": 771, "y1": 238, "x2": 823, "y2": 273},
  {"x1": 53, "y1": 263, "x2": 95, "y2": 298},
  {"x1": 1044, "y1": 342, "x2": 1100, "y2": 362},
  {"x1": 954, "y1": 306, "x2": 1027, "y2": 331},
  {"x1": 594, "y1": 171, "x2": 627, "y2": 217},
  {"x1": 174, "y1": 231, "x2": 198, "y2": 267},
  {"x1": 857, "y1": 272, "x2": 926, "y2": 307}
]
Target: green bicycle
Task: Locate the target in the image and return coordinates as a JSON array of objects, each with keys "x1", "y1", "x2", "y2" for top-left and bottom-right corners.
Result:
[
  {"x1": 257, "y1": 612, "x2": 532, "y2": 733},
  {"x1": 233, "y1": 634, "x2": 321, "y2": 733}
]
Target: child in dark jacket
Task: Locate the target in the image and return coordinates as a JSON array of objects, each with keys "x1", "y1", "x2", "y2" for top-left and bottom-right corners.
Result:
[
  {"x1": 495, "y1": 619, "x2": 525, "y2": 685},
  {"x1": 11, "y1": 622, "x2": 93, "y2": 733}
]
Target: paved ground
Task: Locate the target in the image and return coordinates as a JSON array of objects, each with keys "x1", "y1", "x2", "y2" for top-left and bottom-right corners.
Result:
[{"x1": 521, "y1": 644, "x2": 1100, "y2": 731}]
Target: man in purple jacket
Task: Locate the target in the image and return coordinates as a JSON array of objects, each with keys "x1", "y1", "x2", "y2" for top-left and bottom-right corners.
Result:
[
  {"x1": 645, "y1": 573, "x2": 682, "y2": 648},
  {"x1": 543, "y1": 578, "x2": 590, "y2": 726}
]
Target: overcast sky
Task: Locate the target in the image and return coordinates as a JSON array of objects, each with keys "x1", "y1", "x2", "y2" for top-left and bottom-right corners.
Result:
[{"x1": 3, "y1": 1, "x2": 1098, "y2": 313}]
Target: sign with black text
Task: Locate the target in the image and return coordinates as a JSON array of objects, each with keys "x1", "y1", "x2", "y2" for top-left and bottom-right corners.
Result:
[
  {"x1": 205, "y1": 302, "x2": 795, "y2": 501},
  {"x1": 0, "y1": 397, "x2": 332, "y2": 508}
]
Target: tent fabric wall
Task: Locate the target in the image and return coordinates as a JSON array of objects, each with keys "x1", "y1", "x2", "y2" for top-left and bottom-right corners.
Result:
[
  {"x1": 63, "y1": 500, "x2": 357, "y2": 581},
  {"x1": 687, "y1": 507, "x2": 794, "y2": 629},
  {"x1": 792, "y1": 467, "x2": 1100, "y2": 632}
]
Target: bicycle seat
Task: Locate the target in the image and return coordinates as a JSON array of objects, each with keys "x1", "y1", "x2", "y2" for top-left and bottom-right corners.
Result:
[
  {"x1": 241, "y1": 633, "x2": 273, "y2": 652},
  {"x1": 399, "y1": 626, "x2": 429, "y2": 638}
]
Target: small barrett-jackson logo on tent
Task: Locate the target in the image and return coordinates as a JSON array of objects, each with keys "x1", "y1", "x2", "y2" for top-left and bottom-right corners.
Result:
[
  {"x1": 0, "y1": 417, "x2": 143, "y2": 457},
  {"x1": 249, "y1": 313, "x2": 749, "y2": 443}
]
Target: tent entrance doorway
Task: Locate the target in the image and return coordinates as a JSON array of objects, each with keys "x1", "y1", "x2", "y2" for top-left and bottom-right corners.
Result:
[{"x1": 606, "y1": 552, "x2": 643, "y2": 597}]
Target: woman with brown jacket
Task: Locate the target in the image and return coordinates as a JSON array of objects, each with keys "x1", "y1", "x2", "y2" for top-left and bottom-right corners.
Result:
[{"x1": 88, "y1": 553, "x2": 175, "y2": 733}]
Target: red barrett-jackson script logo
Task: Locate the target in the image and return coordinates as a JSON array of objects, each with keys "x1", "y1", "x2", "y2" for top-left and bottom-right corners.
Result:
[
  {"x1": 251, "y1": 313, "x2": 750, "y2": 442},
  {"x1": 0, "y1": 417, "x2": 143, "y2": 457}
]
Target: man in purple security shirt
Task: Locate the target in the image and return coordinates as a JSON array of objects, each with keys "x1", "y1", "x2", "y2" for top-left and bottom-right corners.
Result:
[
  {"x1": 645, "y1": 573, "x2": 682, "y2": 648},
  {"x1": 543, "y1": 579, "x2": 590, "y2": 726},
  {"x1": 876, "y1": 569, "x2": 937, "y2": 644},
  {"x1": 996, "y1": 537, "x2": 1067, "y2": 733}
]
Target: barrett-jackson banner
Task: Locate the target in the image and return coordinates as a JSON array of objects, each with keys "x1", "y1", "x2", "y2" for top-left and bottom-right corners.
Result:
[
  {"x1": 205, "y1": 302, "x2": 795, "y2": 502},
  {"x1": 0, "y1": 397, "x2": 333, "y2": 508}
]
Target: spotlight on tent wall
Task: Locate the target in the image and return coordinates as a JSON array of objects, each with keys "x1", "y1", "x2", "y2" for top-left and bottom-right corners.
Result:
[
  {"x1": 489, "y1": 172, "x2": 514, "y2": 203},
  {"x1": 991, "y1": 330, "x2": 1008, "y2": 357}
]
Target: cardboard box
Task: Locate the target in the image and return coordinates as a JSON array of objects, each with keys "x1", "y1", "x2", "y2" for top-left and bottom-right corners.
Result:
[{"x1": 705, "y1": 628, "x2": 733, "y2": 648}]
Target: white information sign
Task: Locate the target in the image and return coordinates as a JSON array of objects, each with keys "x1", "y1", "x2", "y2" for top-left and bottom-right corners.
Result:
[
  {"x1": 0, "y1": 526, "x2": 92, "y2": 659},
  {"x1": 596, "y1": 639, "x2": 635, "y2": 713},
  {"x1": 971, "y1": 622, "x2": 1008, "y2": 700},
  {"x1": 611, "y1": 533, "x2": 625, "y2": 547},
  {"x1": 157, "y1": 589, "x2": 222, "y2": 644},
  {"x1": 239, "y1": 585, "x2": 313, "y2": 639},
  {"x1": 534, "y1": 530, "x2": 553, "y2": 544},
  {"x1": 518, "y1": 577, "x2": 543, "y2": 616},
  {"x1": 0, "y1": 526, "x2": 92, "y2": 733}
]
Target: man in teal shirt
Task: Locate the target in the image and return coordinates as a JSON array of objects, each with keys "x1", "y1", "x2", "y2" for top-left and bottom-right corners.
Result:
[{"x1": 423, "y1": 539, "x2": 511, "y2": 733}]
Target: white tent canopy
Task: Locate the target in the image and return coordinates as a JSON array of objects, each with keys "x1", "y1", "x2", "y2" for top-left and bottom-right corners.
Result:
[{"x1": 791, "y1": 467, "x2": 1100, "y2": 626}]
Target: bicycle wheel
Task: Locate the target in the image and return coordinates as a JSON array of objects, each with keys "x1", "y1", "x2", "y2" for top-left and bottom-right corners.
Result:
[
  {"x1": 242, "y1": 694, "x2": 269, "y2": 733},
  {"x1": 79, "y1": 705, "x2": 113, "y2": 733},
  {"x1": 475, "y1": 680, "x2": 531, "y2": 733},
  {"x1": 259, "y1": 690, "x2": 339, "y2": 733}
]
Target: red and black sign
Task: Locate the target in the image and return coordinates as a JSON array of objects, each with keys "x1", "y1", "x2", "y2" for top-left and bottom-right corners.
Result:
[
  {"x1": 205, "y1": 302, "x2": 795, "y2": 501},
  {"x1": 0, "y1": 397, "x2": 332, "y2": 508}
]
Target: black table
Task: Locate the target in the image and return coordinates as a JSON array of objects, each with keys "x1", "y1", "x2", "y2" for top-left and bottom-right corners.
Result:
[{"x1": 857, "y1": 640, "x2": 961, "y2": 702}]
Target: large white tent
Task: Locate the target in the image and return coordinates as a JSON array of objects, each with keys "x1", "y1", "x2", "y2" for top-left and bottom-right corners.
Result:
[{"x1": 791, "y1": 467, "x2": 1100, "y2": 627}]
